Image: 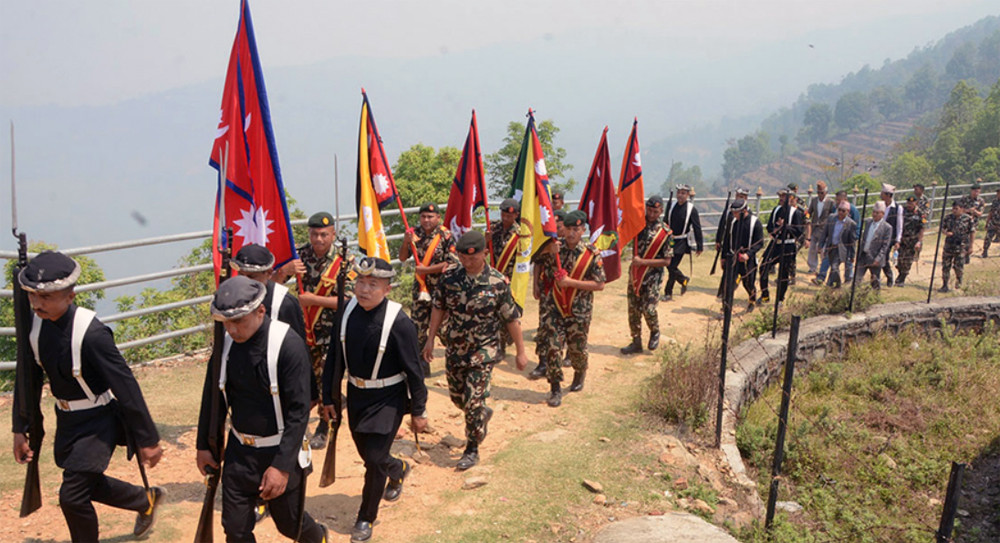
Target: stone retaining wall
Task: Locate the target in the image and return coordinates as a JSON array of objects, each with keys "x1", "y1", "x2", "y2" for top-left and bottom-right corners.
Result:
[{"x1": 718, "y1": 296, "x2": 1000, "y2": 513}]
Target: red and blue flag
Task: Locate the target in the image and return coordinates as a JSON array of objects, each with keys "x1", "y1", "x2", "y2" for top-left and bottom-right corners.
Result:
[
  {"x1": 443, "y1": 110, "x2": 489, "y2": 239},
  {"x1": 209, "y1": 0, "x2": 296, "y2": 282}
]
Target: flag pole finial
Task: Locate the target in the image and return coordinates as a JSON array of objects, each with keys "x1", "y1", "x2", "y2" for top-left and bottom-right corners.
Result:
[
  {"x1": 361, "y1": 87, "x2": 366, "y2": 95},
  {"x1": 603, "y1": 126, "x2": 609, "y2": 133}
]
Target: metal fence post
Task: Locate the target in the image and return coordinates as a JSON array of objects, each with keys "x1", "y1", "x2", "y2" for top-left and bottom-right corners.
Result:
[
  {"x1": 765, "y1": 315, "x2": 801, "y2": 532},
  {"x1": 930, "y1": 182, "x2": 939, "y2": 224},
  {"x1": 936, "y1": 462, "x2": 966, "y2": 543}
]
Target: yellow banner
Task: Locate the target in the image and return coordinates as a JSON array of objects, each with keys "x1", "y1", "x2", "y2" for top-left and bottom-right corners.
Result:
[{"x1": 357, "y1": 102, "x2": 390, "y2": 260}]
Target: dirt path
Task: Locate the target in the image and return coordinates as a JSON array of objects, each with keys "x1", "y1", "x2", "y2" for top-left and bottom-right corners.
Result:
[{"x1": 0, "y1": 234, "x2": 991, "y2": 542}]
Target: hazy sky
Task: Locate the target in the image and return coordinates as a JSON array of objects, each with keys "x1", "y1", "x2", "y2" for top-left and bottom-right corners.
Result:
[{"x1": 3, "y1": 0, "x2": 998, "y2": 108}]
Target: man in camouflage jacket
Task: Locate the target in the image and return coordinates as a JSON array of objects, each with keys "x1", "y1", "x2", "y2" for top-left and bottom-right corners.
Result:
[
  {"x1": 894, "y1": 197, "x2": 925, "y2": 287},
  {"x1": 423, "y1": 231, "x2": 527, "y2": 471},
  {"x1": 536, "y1": 210, "x2": 605, "y2": 407},
  {"x1": 939, "y1": 200, "x2": 976, "y2": 292},
  {"x1": 621, "y1": 196, "x2": 672, "y2": 355},
  {"x1": 982, "y1": 187, "x2": 1000, "y2": 258}
]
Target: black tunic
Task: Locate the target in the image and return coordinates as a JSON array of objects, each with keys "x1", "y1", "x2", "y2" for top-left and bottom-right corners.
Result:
[
  {"x1": 666, "y1": 201, "x2": 704, "y2": 252},
  {"x1": 11, "y1": 305, "x2": 159, "y2": 472},
  {"x1": 263, "y1": 280, "x2": 306, "y2": 341},
  {"x1": 323, "y1": 298, "x2": 428, "y2": 435},
  {"x1": 196, "y1": 317, "x2": 311, "y2": 474},
  {"x1": 726, "y1": 213, "x2": 765, "y2": 258}
]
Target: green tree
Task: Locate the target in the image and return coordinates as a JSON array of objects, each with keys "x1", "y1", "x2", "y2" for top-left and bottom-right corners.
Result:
[
  {"x1": 660, "y1": 161, "x2": 706, "y2": 196},
  {"x1": 884, "y1": 151, "x2": 937, "y2": 190},
  {"x1": 798, "y1": 103, "x2": 831, "y2": 145},
  {"x1": 931, "y1": 127, "x2": 969, "y2": 182},
  {"x1": 869, "y1": 85, "x2": 905, "y2": 120},
  {"x1": 834, "y1": 92, "x2": 871, "y2": 131},
  {"x1": 722, "y1": 131, "x2": 773, "y2": 182},
  {"x1": 0, "y1": 242, "x2": 106, "y2": 372},
  {"x1": 963, "y1": 79, "x2": 1000, "y2": 159},
  {"x1": 945, "y1": 42, "x2": 976, "y2": 81},
  {"x1": 905, "y1": 64, "x2": 939, "y2": 111},
  {"x1": 841, "y1": 173, "x2": 880, "y2": 193},
  {"x1": 976, "y1": 31, "x2": 1000, "y2": 84},
  {"x1": 971, "y1": 147, "x2": 1000, "y2": 184},
  {"x1": 484, "y1": 119, "x2": 575, "y2": 198},
  {"x1": 938, "y1": 80, "x2": 981, "y2": 133},
  {"x1": 393, "y1": 143, "x2": 462, "y2": 207}
]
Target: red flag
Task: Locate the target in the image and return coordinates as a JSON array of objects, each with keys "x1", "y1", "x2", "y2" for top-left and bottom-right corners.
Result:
[
  {"x1": 617, "y1": 118, "x2": 646, "y2": 248},
  {"x1": 444, "y1": 110, "x2": 489, "y2": 239},
  {"x1": 209, "y1": 0, "x2": 296, "y2": 282},
  {"x1": 579, "y1": 127, "x2": 621, "y2": 282},
  {"x1": 359, "y1": 90, "x2": 400, "y2": 211}
]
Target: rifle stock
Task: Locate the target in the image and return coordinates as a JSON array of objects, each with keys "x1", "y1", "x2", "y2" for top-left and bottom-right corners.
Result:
[
  {"x1": 13, "y1": 231, "x2": 43, "y2": 518},
  {"x1": 194, "y1": 227, "x2": 232, "y2": 543},
  {"x1": 319, "y1": 237, "x2": 349, "y2": 487}
]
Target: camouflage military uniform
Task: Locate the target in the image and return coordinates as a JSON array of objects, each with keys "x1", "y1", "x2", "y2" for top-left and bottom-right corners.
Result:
[
  {"x1": 540, "y1": 242, "x2": 605, "y2": 383},
  {"x1": 895, "y1": 206, "x2": 924, "y2": 282},
  {"x1": 957, "y1": 194, "x2": 986, "y2": 256},
  {"x1": 941, "y1": 213, "x2": 975, "y2": 287},
  {"x1": 627, "y1": 221, "x2": 672, "y2": 342},
  {"x1": 298, "y1": 243, "x2": 349, "y2": 388},
  {"x1": 916, "y1": 195, "x2": 932, "y2": 221},
  {"x1": 409, "y1": 225, "x2": 457, "y2": 348},
  {"x1": 432, "y1": 264, "x2": 521, "y2": 444},
  {"x1": 489, "y1": 219, "x2": 519, "y2": 350},
  {"x1": 983, "y1": 198, "x2": 1000, "y2": 256},
  {"x1": 532, "y1": 249, "x2": 559, "y2": 362}
]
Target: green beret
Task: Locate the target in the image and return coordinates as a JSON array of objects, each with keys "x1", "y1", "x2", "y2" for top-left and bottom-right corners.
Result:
[
  {"x1": 307, "y1": 212, "x2": 335, "y2": 228},
  {"x1": 500, "y1": 198, "x2": 520, "y2": 213},
  {"x1": 456, "y1": 230, "x2": 486, "y2": 254},
  {"x1": 554, "y1": 209, "x2": 568, "y2": 222},
  {"x1": 646, "y1": 195, "x2": 663, "y2": 208},
  {"x1": 564, "y1": 210, "x2": 588, "y2": 227},
  {"x1": 419, "y1": 202, "x2": 440, "y2": 214}
]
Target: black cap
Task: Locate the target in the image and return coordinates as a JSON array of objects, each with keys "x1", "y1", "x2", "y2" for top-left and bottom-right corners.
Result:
[
  {"x1": 419, "y1": 202, "x2": 440, "y2": 214},
  {"x1": 554, "y1": 209, "x2": 568, "y2": 222},
  {"x1": 211, "y1": 275, "x2": 266, "y2": 321},
  {"x1": 646, "y1": 195, "x2": 663, "y2": 208},
  {"x1": 307, "y1": 212, "x2": 335, "y2": 228},
  {"x1": 787, "y1": 183, "x2": 798, "y2": 191},
  {"x1": 18, "y1": 251, "x2": 81, "y2": 293},
  {"x1": 906, "y1": 196, "x2": 917, "y2": 203},
  {"x1": 730, "y1": 199, "x2": 747, "y2": 211},
  {"x1": 913, "y1": 183, "x2": 925, "y2": 189},
  {"x1": 353, "y1": 256, "x2": 395, "y2": 279},
  {"x1": 564, "y1": 210, "x2": 588, "y2": 227},
  {"x1": 456, "y1": 230, "x2": 486, "y2": 254},
  {"x1": 500, "y1": 198, "x2": 519, "y2": 214},
  {"x1": 232, "y1": 244, "x2": 275, "y2": 273}
]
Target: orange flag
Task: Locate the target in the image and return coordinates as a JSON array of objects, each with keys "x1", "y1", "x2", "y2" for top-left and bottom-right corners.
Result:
[{"x1": 617, "y1": 118, "x2": 646, "y2": 248}]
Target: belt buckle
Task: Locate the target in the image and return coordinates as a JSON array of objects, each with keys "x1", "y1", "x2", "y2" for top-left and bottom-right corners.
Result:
[
  {"x1": 243, "y1": 435, "x2": 256, "y2": 446},
  {"x1": 58, "y1": 399, "x2": 71, "y2": 411}
]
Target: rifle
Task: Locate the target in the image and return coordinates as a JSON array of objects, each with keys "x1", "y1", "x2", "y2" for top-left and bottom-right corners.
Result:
[
  {"x1": 710, "y1": 191, "x2": 733, "y2": 275},
  {"x1": 11, "y1": 121, "x2": 43, "y2": 518},
  {"x1": 195, "y1": 145, "x2": 232, "y2": 543},
  {"x1": 319, "y1": 236, "x2": 349, "y2": 487}
]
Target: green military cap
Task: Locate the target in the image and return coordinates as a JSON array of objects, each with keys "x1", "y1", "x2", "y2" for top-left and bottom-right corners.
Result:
[
  {"x1": 646, "y1": 195, "x2": 663, "y2": 208},
  {"x1": 456, "y1": 230, "x2": 486, "y2": 254},
  {"x1": 554, "y1": 209, "x2": 568, "y2": 222},
  {"x1": 500, "y1": 198, "x2": 520, "y2": 214},
  {"x1": 563, "y1": 210, "x2": 588, "y2": 227},
  {"x1": 787, "y1": 183, "x2": 798, "y2": 191},
  {"x1": 307, "y1": 211, "x2": 335, "y2": 228},
  {"x1": 972, "y1": 182, "x2": 982, "y2": 190},
  {"x1": 419, "y1": 202, "x2": 440, "y2": 214}
]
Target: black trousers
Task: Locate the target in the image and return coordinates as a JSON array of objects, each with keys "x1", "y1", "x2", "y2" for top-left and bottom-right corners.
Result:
[
  {"x1": 60, "y1": 469, "x2": 149, "y2": 542},
  {"x1": 351, "y1": 430, "x2": 405, "y2": 523},
  {"x1": 733, "y1": 260, "x2": 758, "y2": 301},
  {"x1": 664, "y1": 239, "x2": 690, "y2": 295},
  {"x1": 761, "y1": 243, "x2": 795, "y2": 302},
  {"x1": 221, "y1": 441, "x2": 324, "y2": 543}
]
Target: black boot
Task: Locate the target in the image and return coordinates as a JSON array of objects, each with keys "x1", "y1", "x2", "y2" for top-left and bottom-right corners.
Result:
[
  {"x1": 569, "y1": 371, "x2": 586, "y2": 393},
  {"x1": 528, "y1": 362, "x2": 547, "y2": 380},
  {"x1": 310, "y1": 419, "x2": 329, "y2": 450},
  {"x1": 647, "y1": 330, "x2": 660, "y2": 350},
  {"x1": 546, "y1": 381, "x2": 562, "y2": 407},
  {"x1": 620, "y1": 337, "x2": 642, "y2": 355},
  {"x1": 456, "y1": 445, "x2": 479, "y2": 471}
]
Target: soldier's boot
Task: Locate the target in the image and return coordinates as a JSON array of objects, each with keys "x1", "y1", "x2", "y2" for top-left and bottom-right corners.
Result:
[
  {"x1": 310, "y1": 419, "x2": 329, "y2": 450},
  {"x1": 569, "y1": 371, "x2": 586, "y2": 393},
  {"x1": 562, "y1": 357, "x2": 572, "y2": 367},
  {"x1": 546, "y1": 381, "x2": 562, "y2": 407},
  {"x1": 939, "y1": 274, "x2": 950, "y2": 293},
  {"x1": 680, "y1": 277, "x2": 689, "y2": 295},
  {"x1": 456, "y1": 444, "x2": 479, "y2": 471},
  {"x1": 620, "y1": 337, "x2": 643, "y2": 355},
  {"x1": 528, "y1": 362, "x2": 547, "y2": 380},
  {"x1": 894, "y1": 273, "x2": 907, "y2": 288},
  {"x1": 648, "y1": 330, "x2": 661, "y2": 351}
]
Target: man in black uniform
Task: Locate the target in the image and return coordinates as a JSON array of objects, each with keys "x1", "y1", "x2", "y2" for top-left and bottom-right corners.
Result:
[
  {"x1": 722, "y1": 200, "x2": 765, "y2": 310},
  {"x1": 13, "y1": 251, "x2": 165, "y2": 542},
  {"x1": 197, "y1": 276, "x2": 328, "y2": 543},
  {"x1": 715, "y1": 187, "x2": 749, "y2": 299},
  {"x1": 760, "y1": 189, "x2": 805, "y2": 304},
  {"x1": 233, "y1": 243, "x2": 306, "y2": 341},
  {"x1": 662, "y1": 184, "x2": 703, "y2": 301},
  {"x1": 324, "y1": 257, "x2": 429, "y2": 543}
]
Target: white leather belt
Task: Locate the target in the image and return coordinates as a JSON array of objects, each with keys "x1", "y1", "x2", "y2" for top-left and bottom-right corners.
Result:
[
  {"x1": 348, "y1": 372, "x2": 405, "y2": 389},
  {"x1": 231, "y1": 428, "x2": 282, "y2": 448},
  {"x1": 782, "y1": 239, "x2": 797, "y2": 244},
  {"x1": 55, "y1": 390, "x2": 112, "y2": 412}
]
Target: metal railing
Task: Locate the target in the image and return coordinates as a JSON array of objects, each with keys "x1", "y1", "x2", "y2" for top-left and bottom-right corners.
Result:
[{"x1": 1, "y1": 182, "x2": 991, "y2": 371}]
